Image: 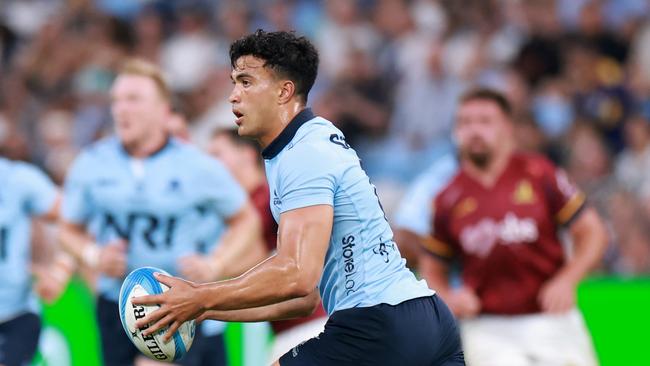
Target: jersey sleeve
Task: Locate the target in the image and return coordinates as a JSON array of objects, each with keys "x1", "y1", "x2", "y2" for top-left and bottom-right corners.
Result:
[
  {"x1": 541, "y1": 160, "x2": 586, "y2": 226},
  {"x1": 16, "y1": 163, "x2": 58, "y2": 216},
  {"x1": 277, "y1": 144, "x2": 337, "y2": 213},
  {"x1": 200, "y1": 157, "x2": 247, "y2": 219},
  {"x1": 61, "y1": 153, "x2": 94, "y2": 224},
  {"x1": 420, "y1": 198, "x2": 456, "y2": 261}
]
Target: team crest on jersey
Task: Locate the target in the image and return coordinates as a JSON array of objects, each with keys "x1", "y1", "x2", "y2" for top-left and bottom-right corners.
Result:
[
  {"x1": 453, "y1": 197, "x2": 477, "y2": 218},
  {"x1": 513, "y1": 179, "x2": 536, "y2": 205},
  {"x1": 168, "y1": 179, "x2": 181, "y2": 192}
]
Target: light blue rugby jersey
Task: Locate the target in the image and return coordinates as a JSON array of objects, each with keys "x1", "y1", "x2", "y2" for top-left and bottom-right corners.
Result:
[
  {"x1": 394, "y1": 154, "x2": 458, "y2": 236},
  {"x1": 62, "y1": 137, "x2": 246, "y2": 302},
  {"x1": 263, "y1": 109, "x2": 434, "y2": 315},
  {"x1": 0, "y1": 158, "x2": 57, "y2": 321}
]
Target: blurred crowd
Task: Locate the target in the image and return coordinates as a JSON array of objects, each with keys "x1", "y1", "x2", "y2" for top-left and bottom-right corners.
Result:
[{"x1": 1, "y1": 0, "x2": 650, "y2": 275}]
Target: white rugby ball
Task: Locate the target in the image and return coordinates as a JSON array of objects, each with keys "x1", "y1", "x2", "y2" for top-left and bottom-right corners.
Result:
[{"x1": 118, "y1": 267, "x2": 195, "y2": 362}]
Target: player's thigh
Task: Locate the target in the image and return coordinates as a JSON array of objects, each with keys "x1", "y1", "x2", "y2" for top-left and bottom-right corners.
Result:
[
  {"x1": 0, "y1": 312, "x2": 41, "y2": 366},
  {"x1": 526, "y1": 310, "x2": 598, "y2": 366},
  {"x1": 96, "y1": 296, "x2": 139, "y2": 366},
  {"x1": 281, "y1": 296, "x2": 461, "y2": 366},
  {"x1": 460, "y1": 317, "x2": 531, "y2": 366}
]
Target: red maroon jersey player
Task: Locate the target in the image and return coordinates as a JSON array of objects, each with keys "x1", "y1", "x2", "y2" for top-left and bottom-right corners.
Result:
[
  {"x1": 429, "y1": 152, "x2": 586, "y2": 314},
  {"x1": 419, "y1": 88, "x2": 607, "y2": 366}
]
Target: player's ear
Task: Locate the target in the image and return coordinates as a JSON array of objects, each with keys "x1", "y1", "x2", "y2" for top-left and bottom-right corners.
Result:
[{"x1": 278, "y1": 80, "x2": 296, "y2": 105}]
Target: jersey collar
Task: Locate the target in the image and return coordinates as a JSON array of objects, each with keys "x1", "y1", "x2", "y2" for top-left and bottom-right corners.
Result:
[
  {"x1": 262, "y1": 108, "x2": 314, "y2": 160},
  {"x1": 119, "y1": 136, "x2": 174, "y2": 159}
]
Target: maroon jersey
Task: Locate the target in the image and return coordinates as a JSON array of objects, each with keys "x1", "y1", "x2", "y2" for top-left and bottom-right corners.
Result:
[
  {"x1": 424, "y1": 153, "x2": 586, "y2": 315},
  {"x1": 250, "y1": 183, "x2": 327, "y2": 334}
]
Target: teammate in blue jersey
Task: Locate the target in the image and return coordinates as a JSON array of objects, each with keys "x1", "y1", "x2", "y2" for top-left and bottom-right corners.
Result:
[
  {"x1": 394, "y1": 154, "x2": 458, "y2": 267},
  {"x1": 0, "y1": 157, "x2": 61, "y2": 366},
  {"x1": 59, "y1": 59, "x2": 263, "y2": 366},
  {"x1": 134, "y1": 31, "x2": 465, "y2": 365}
]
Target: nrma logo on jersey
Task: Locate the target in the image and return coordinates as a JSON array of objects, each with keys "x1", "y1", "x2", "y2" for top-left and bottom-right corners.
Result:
[{"x1": 459, "y1": 213, "x2": 539, "y2": 258}]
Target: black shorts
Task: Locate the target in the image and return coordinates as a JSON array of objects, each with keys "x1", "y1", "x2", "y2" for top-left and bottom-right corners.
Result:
[
  {"x1": 97, "y1": 296, "x2": 226, "y2": 366},
  {"x1": 279, "y1": 295, "x2": 464, "y2": 366},
  {"x1": 0, "y1": 312, "x2": 41, "y2": 366}
]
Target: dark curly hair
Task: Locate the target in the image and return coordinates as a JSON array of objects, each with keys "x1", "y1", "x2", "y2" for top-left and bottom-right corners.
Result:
[{"x1": 229, "y1": 29, "x2": 319, "y2": 103}]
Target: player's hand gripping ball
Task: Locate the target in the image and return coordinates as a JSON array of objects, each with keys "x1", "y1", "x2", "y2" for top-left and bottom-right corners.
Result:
[{"x1": 118, "y1": 267, "x2": 195, "y2": 362}]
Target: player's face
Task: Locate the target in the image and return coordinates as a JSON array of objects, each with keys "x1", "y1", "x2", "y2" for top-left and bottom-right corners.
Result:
[
  {"x1": 110, "y1": 74, "x2": 169, "y2": 147},
  {"x1": 454, "y1": 100, "x2": 512, "y2": 168},
  {"x1": 229, "y1": 56, "x2": 284, "y2": 140}
]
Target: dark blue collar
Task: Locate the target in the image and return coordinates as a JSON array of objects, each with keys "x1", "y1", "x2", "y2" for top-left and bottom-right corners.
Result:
[{"x1": 262, "y1": 108, "x2": 315, "y2": 160}]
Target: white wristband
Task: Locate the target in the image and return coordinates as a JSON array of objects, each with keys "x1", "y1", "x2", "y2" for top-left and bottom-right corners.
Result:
[{"x1": 82, "y1": 244, "x2": 100, "y2": 269}]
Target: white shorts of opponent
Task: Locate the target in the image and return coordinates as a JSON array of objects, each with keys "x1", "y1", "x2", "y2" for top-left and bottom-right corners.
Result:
[
  {"x1": 268, "y1": 316, "x2": 328, "y2": 364},
  {"x1": 461, "y1": 309, "x2": 598, "y2": 366}
]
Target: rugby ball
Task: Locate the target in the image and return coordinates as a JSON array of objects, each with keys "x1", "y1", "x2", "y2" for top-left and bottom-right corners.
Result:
[{"x1": 118, "y1": 267, "x2": 195, "y2": 362}]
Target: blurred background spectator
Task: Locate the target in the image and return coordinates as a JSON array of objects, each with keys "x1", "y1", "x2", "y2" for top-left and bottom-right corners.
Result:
[{"x1": 1, "y1": 0, "x2": 649, "y2": 276}]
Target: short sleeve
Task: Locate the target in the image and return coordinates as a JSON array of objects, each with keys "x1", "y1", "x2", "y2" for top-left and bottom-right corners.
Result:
[
  {"x1": 277, "y1": 145, "x2": 337, "y2": 213},
  {"x1": 542, "y1": 162, "x2": 586, "y2": 226},
  {"x1": 200, "y1": 157, "x2": 247, "y2": 219},
  {"x1": 16, "y1": 163, "x2": 58, "y2": 216},
  {"x1": 62, "y1": 153, "x2": 93, "y2": 224}
]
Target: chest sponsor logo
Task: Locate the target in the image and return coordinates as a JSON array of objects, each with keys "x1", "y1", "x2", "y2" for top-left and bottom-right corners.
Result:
[
  {"x1": 513, "y1": 179, "x2": 537, "y2": 205},
  {"x1": 459, "y1": 212, "x2": 539, "y2": 257}
]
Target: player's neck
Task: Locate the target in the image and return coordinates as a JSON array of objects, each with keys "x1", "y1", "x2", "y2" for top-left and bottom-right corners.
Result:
[
  {"x1": 464, "y1": 148, "x2": 513, "y2": 187},
  {"x1": 124, "y1": 131, "x2": 169, "y2": 159},
  {"x1": 258, "y1": 102, "x2": 306, "y2": 149}
]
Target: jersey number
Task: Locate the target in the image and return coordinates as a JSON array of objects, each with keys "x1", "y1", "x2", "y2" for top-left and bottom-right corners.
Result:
[{"x1": 0, "y1": 226, "x2": 8, "y2": 261}]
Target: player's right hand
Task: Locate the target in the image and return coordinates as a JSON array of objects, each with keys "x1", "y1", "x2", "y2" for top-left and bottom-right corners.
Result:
[
  {"x1": 98, "y1": 240, "x2": 127, "y2": 278},
  {"x1": 447, "y1": 286, "x2": 481, "y2": 319}
]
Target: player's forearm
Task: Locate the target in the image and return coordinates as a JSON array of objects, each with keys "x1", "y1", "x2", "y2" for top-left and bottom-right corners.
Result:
[
  {"x1": 200, "y1": 290, "x2": 320, "y2": 323},
  {"x1": 419, "y1": 255, "x2": 452, "y2": 297},
  {"x1": 211, "y1": 203, "x2": 265, "y2": 279},
  {"x1": 59, "y1": 222, "x2": 97, "y2": 266},
  {"x1": 197, "y1": 253, "x2": 314, "y2": 312},
  {"x1": 561, "y1": 208, "x2": 608, "y2": 284},
  {"x1": 198, "y1": 205, "x2": 330, "y2": 312}
]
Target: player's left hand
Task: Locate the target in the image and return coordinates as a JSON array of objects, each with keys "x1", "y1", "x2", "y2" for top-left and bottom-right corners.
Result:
[
  {"x1": 538, "y1": 274, "x2": 577, "y2": 313},
  {"x1": 178, "y1": 254, "x2": 220, "y2": 283},
  {"x1": 132, "y1": 273, "x2": 205, "y2": 342}
]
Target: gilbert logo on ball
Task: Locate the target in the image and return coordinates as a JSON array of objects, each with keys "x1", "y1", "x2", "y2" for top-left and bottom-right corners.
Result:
[{"x1": 118, "y1": 267, "x2": 195, "y2": 362}]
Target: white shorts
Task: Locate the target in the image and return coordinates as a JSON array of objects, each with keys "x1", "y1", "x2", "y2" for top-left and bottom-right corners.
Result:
[
  {"x1": 268, "y1": 316, "x2": 328, "y2": 363},
  {"x1": 461, "y1": 309, "x2": 598, "y2": 366}
]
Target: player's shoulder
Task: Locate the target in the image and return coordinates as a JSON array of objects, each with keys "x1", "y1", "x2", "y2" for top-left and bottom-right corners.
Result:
[
  {"x1": 77, "y1": 136, "x2": 122, "y2": 163},
  {"x1": 511, "y1": 152, "x2": 557, "y2": 179},
  {"x1": 285, "y1": 117, "x2": 348, "y2": 159}
]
